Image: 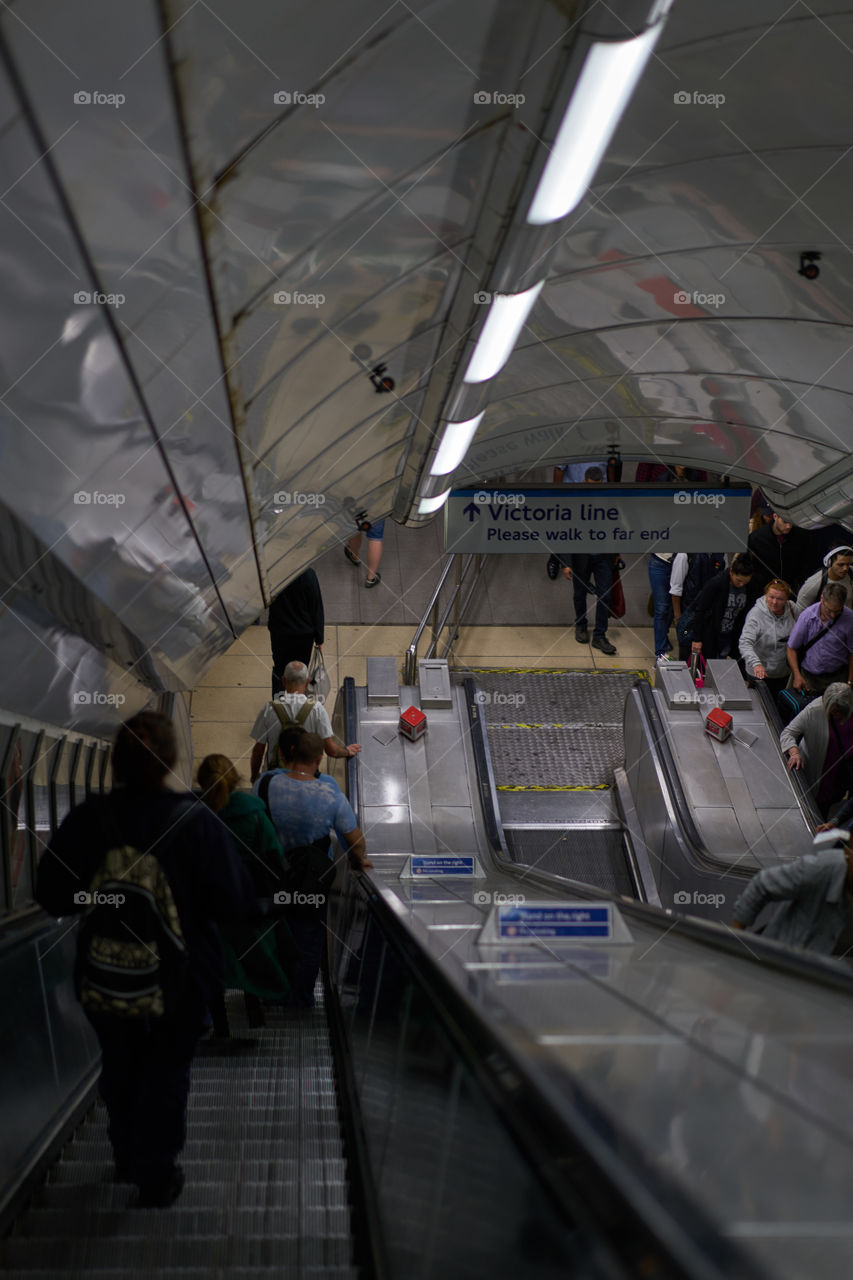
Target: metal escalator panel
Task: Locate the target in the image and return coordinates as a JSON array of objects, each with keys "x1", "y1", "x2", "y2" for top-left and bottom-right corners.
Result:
[
  {"x1": 470, "y1": 669, "x2": 649, "y2": 897},
  {"x1": 473, "y1": 668, "x2": 646, "y2": 789},
  {"x1": 503, "y1": 826, "x2": 634, "y2": 896},
  {"x1": 2, "y1": 993, "x2": 358, "y2": 1277}
]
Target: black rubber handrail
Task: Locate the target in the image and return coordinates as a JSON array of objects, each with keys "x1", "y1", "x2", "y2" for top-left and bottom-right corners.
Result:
[
  {"x1": 464, "y1": 674, "x2": 853, "y2": 999},
  {"x1": 348, "y1": 874, "x2": 769, "y2": 1280},
  {"x1": 339, "y1": 674, "x2": 767, "y2": 1279}
]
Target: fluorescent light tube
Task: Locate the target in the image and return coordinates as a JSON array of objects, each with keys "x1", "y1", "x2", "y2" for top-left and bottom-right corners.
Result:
[
  {"x1": 463, "y1": 281, "x2": 544, "y2": 384},
  {"x1": 430, "y1": 413, "x2": 485, "y2": 475},
  {"x1": 527, "y1": 23, "x2": 662, "y2": 225},
  {"x1": 418, "y1": 489, "x2": 451, "y2": 514}
]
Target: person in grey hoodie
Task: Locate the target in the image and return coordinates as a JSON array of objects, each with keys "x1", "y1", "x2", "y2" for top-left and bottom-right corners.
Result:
[
  {"x1": 780, "y1": 683, "x2": 853, "y2": 817},
  {"x1": 732, "y1": 828, "x2": 853, "y2": 957},
  {"x1": 739, "y1": 578, "x2": 800, "y2": 698}
]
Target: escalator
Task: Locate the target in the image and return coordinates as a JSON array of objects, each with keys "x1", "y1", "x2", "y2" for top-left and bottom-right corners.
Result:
[
  {"x1": 468, "y1": 668, "x2": 658, "y2": 902},
  {"x1": 1, "y1": 988, "x2": 359, "y2": 1277}
]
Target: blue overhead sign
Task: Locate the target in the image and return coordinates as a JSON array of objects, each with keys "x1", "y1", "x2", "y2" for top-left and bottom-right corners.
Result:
[{"x1": 444, "y1": 485, "x2": 750, "y2": 554}]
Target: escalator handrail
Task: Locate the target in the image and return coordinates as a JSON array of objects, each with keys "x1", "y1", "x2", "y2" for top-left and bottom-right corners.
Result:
[
  {"x1": 345, "y1": 873, "x2": 769, "y2": 1280},
  {"x1": 461, "y1": 676, "x2": 853, "y2": 999},
  {"x1": 338, "y1": 675, "x2": 768, "y2": 1278}
]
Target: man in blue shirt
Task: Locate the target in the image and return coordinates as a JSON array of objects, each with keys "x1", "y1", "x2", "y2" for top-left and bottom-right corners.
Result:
[
  {"x1": 255, "y1": 732, "x2": 370, "y2": 1008},
  {"x1": 787, "y1": 582, "x2": 853, "y2": 694}
]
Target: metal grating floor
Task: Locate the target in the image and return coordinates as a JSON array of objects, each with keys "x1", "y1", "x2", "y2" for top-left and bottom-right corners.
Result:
[
  {"x1": 474, "y1": 670, "x2": 645, "y2": 789},
  {"x1": 504, "y1": 827, "x2": 633, "y2": 897},
  {"x1": 2, "y1": 987, "x2": 357, "y2": 1278}
]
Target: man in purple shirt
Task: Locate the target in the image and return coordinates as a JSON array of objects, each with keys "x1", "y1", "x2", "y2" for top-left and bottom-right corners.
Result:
[{"x1": 787, "y1": 582, "x2": 853, "y2": 694}]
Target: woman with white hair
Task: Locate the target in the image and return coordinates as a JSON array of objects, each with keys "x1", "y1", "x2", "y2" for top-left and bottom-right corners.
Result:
[{"x1": 781, "y1": 682, "x2": 853, "y2": 818}]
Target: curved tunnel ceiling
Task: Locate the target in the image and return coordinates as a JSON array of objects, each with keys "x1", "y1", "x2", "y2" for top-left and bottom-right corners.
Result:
[
  {"x1": 458, "y1": 2, "x2": 853, "y2": 526},
  {"x1": 0, "y1": 0, "x2": 851, "y2": 728}
]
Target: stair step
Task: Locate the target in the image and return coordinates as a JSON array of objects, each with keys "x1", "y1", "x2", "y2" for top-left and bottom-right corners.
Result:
[
  {"x1": 2, "y1": 1236, "x2": 354, "y2": 1269},
  {"x1": 17, "y1": 1205, "x2": 350, "y2": 1235}
]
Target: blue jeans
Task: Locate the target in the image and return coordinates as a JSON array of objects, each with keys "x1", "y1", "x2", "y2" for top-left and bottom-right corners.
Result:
[
  {"x1": 648, "y1": 555, "x2": 673, "y2": 656},
  {"x1": 571, "y1": 555, "x2": 614, "y2": 638}
]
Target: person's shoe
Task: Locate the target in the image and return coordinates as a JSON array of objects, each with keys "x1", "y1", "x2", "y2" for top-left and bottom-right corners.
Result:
[
  {"x1": 246, "y1": 1006, "x2": 266, "y2": 1029},
  {"x1": 344, "y1": 546, "x2": 360, "y2": 566},
  {"x1": 137, "y1": 1165, "x2": 185, "y2": 1209},
  {"x1": 365, "y1": 573, "x2": 381, "y2": 588},
  {"x1": 591, "y1": 636, "x2": 617, "y2": 655},
  {"x1": 575, "y1": 624, "x2": 590, "y2": 645},
  {"x1": 546, "y1": 555, "x2": 560, "y2": 580}
]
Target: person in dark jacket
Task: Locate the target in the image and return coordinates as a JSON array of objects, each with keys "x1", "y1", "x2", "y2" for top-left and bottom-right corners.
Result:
[
  {"x1": 197, "y1": 753, "x2": 295, "y2": 1035},
  {"x1": 268, "y1": 568, "x2": 324, "y2": 695},
  {"x1": 747, "y1": 511, "x2": 813, "y2": 595},
  {"x1": 36, "y1": 712, "x2": 257, "y2": 1208},
  {"x1": 690, "y1": 553, "x2": 756, "y2": 662}
]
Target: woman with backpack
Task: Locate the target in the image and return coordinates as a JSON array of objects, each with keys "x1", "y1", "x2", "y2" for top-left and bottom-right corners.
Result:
[
  {"x1": 197, "y1": 754, "x2": 295, "y2": 1037},
  {"x1": 36, "y1": 712, "x2": 257, "y2": 1208}
]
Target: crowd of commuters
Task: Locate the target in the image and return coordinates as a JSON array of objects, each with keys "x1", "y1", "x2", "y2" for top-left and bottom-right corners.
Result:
[{"x1": 36, "y1": 648, "x2": 373, "y2": 1208}]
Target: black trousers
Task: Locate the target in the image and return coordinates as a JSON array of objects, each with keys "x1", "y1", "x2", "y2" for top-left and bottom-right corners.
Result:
[
  {"x1": 90, "y1": 1010, "x2": 203, "y2": 1190},
  {"x1": 271, "y1": 632, "x2": 315, "y2": 696}
]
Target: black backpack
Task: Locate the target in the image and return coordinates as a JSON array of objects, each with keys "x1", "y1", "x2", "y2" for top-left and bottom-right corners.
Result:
[{"x1": 76, "y1": 800, "x2": 192, "y2": 1019}]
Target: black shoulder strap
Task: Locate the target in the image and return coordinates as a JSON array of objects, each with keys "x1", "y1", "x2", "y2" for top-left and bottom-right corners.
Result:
[{"x1": 800, "y1": 613, "x2": 838, "y2": 659}]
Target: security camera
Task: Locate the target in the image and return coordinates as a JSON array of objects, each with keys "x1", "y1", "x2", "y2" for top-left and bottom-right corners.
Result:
[{"x1": 798, "y1": 251, "x2": 821, "y2": 280}]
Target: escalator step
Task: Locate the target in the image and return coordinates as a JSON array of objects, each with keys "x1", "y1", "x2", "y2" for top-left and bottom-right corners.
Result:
[{"x1": 2, "y1": 1234, "x2": 353, "y2": 1268}]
